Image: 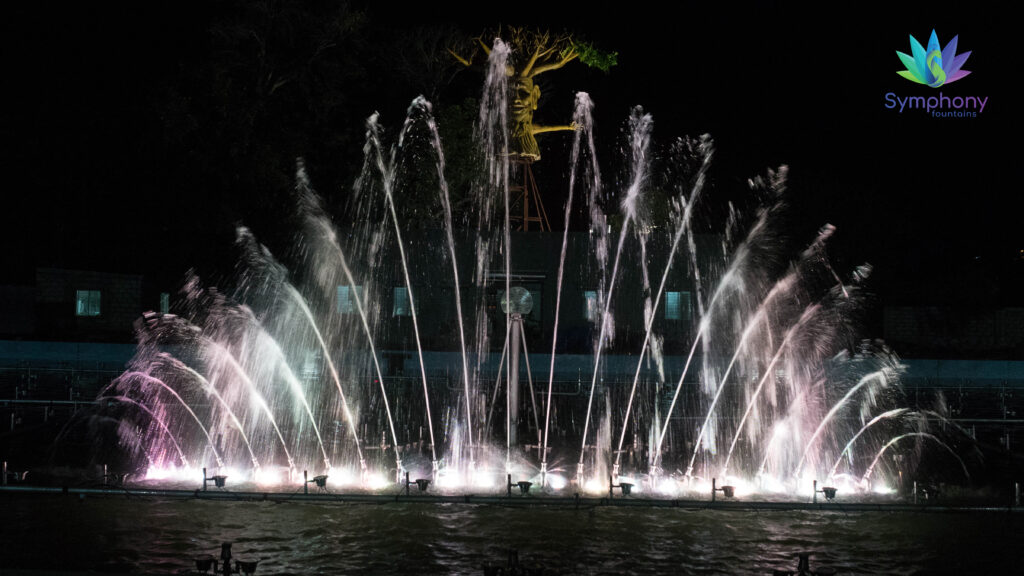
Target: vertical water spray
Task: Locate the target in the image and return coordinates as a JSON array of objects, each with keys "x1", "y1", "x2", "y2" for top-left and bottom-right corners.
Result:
[
  {"x1": 363, "y1": 104, "x2": 439, "y2": 469},
  {"x1": 543, "y1": 92, "x2": 599, "y2": 482},
  {"x1": 578, "y1": 108, "x2": 653, "y2": 482},
  {"x1": 471, "y1": 39, "x2": 511, "y2": 469},
  {"x1": 686, "y1": 224, "x2": 833, "y2": 477},
  {"x1": 653, "y1": 234, "x2": 762, "y2": 469},
  {"x1": 613, "y1": 135, "x2": 713, "y2": 477},
  {"x1": 417, "y1": 98, "x2": 474, "y2": 471},
  {"x1": 721, "y1": 304, "x2": 820, "y2": 476},
  {"x1": 295, "y1": 178, "x2": 402, "y2": 478},
  {"x1": 314, "y1": 220, "x2": 402, "y2": 476}
]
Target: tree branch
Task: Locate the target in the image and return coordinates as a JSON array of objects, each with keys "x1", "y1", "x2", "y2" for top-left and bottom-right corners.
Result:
[{"x1": 528, "y1": 49, "x2": 577, "y2": 77}]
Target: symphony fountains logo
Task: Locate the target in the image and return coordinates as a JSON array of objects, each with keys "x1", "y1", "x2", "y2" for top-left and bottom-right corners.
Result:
[{"x1": 884, "y1": 30, "x2": 987, "y2": 118}]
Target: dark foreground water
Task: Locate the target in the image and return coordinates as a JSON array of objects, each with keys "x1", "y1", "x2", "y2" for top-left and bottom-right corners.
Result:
[{"x1": 2, "y1": 495, "x2": 1021, "y2": 575}]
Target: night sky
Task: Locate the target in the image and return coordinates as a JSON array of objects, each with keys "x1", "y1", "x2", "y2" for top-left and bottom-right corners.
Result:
[{"x1": 1, "y1": 2, "x2": 1018, "y2": 311}]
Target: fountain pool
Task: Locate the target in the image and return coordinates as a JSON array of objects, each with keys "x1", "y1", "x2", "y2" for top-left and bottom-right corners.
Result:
[{"x1": 2, "y1": 496, "x2": 1019, "y2": 575}]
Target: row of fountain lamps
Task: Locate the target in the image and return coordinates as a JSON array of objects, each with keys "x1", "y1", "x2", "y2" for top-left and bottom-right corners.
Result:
[{"x1": 197, "y1": 467, "x2": 841, "y2": 503}]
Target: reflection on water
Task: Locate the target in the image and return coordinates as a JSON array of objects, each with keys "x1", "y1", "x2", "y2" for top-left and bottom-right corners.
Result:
[{"x1": 2, "y1": 496, "x2": 1020, "y2": 575}]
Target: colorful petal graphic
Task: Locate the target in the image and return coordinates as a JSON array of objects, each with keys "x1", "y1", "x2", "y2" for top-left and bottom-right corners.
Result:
[{"x1": 895, "y1": 30, "x2": 972, "y2": 87}]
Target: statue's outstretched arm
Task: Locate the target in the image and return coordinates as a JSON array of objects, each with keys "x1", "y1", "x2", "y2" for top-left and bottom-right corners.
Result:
[{"x1": 532, "y1": 122, "x2": 578, "y2": 135}]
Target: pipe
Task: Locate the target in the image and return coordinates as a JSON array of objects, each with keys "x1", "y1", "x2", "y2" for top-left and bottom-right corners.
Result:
[{"x1": 3, "y1": 485, "x2": 1024, "y2": 512}]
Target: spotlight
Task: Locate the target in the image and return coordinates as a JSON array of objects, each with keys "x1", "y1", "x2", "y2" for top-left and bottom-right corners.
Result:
[
  {"x1": 772, "y1": 551, "x2": 835, "y2": 576},
  {"x1": 302, "y1": 470, "x2": 330, "y2": 494},
  {"x1": 711, "y1": 478, "x2": 735, "y2": 502},
  {"x1": 235, "y1": 559, "x2": 260, "y2": 576},
  {"x1": 505, "y1": 475, "x2": 532, "y2": 496},
  {"x1": 194, "y1": 555, "x2": 216, "y2": 573},
  {"x1": 608, "y1": 475, "x2": 634, "y2": 498},
  {"x1": 202, "y1": 468, "x2": 228, "y2": 491},
  {"x1": 403, "y1": 471, "x2": 431, "y2": 495},
  {"x1": 813, "y1": 480, "x2": 838, "y2": 503}
]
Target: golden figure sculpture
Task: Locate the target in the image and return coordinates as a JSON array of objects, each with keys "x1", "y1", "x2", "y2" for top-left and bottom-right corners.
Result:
[{"x1": 450, "y1": 29, "x2": 583, "y2": 161}]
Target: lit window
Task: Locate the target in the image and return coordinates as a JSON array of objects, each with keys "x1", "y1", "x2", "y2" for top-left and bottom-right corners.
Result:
[
  {"x1": 76, "y1": 290, "x2": 101, "y2": 317},
  {"x1": 665, "y1": 292, "x2": 680, "y2": 320},
  {"x1": 393, "y1": 287, "x2": 410, "y2": 317},
  {"x1": 665, "y1": 291, "x2": 691, "y2": 321},
  {"x1": 159, "y1": 292, "x2": 170, "y2": 314},
  {"x1": 584, "y1": 290, "x2": 599, "y2": 321},
  {"x1": 302, "y1": 349, "x2": 322, "y2": 377},
  {"x1": 336, "y1": 285, "x2": 362, "y2": 314}
]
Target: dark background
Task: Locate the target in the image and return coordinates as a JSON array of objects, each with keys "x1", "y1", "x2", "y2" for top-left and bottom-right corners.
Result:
[{"x1": 1, "y1": 1, "x2": 1017, "y2": 318}]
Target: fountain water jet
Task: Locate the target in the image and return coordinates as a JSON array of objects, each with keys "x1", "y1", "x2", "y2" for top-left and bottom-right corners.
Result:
[
  {"x1": 84, "y1": 37, "x2": 968, "y2": 496},
  {"x1": 100, "y1": 395, "x2": 191, "y2": 469}
]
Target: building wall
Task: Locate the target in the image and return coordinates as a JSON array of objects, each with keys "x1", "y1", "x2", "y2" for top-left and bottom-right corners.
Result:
[
  {"x1": 0, "y1": 285, "x2": 35, "y2": 336},
  {"x1": 885, "y1": 306, "x2": 1024, "y2": 358},
  {"x1": 34, "y1": 268, "x2": 143, "y2": 341}
]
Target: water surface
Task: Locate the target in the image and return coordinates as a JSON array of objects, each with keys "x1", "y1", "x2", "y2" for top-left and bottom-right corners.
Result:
[{"x1": 2, "y1": 495, "x2": 1019, "y2": 575}]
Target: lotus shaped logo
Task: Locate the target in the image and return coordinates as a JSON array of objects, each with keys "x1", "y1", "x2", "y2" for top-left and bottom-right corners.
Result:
[{"x1": 896, "y1": 30, "x2": 971, "y2": 87}]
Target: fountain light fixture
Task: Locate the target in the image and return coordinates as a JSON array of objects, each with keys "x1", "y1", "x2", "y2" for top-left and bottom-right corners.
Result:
[
  {"x1": 608, "y1": 475, "x2": 633, "y2": 498},
  {"x1": 505, "y1": 474, "x2": 532, "y2": 496},
  {"x1": 234, "y1": 559, "x2": 260, "y2": 576},
  {"x1": 404, "y1": 471, "x2": 431, "y2": 495},
  {"x1": 303, "y1": 470, "x2": 329, "y2": 494},
  {"x1": 202, "y1": 468, "x2": 227, "y2": 491},
  {"x1": 813, "y1": 480, "x2": 837, "y2": 503},
  {"x1": 771, "y1": 552, "x2": 836, "y2": 576},
  {"x1": 711, "y1": 478, "x2": 735, "y2": 502},
  {"x1": 194, "y1": 555, "x2": 217, "y2": 574},
  {"x1": 102, "y1": 464, "x2": 128, "y2": 487}
]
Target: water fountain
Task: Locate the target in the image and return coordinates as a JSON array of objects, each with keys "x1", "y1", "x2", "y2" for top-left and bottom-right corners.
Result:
[{"x1": 89, "y1": 38, "x2": 969, "y2": 499}]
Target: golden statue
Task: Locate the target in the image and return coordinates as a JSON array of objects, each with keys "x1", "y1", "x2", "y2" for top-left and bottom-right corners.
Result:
[{"x1": 451, "y1": 28, "x2": 614, "y2": 161}]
